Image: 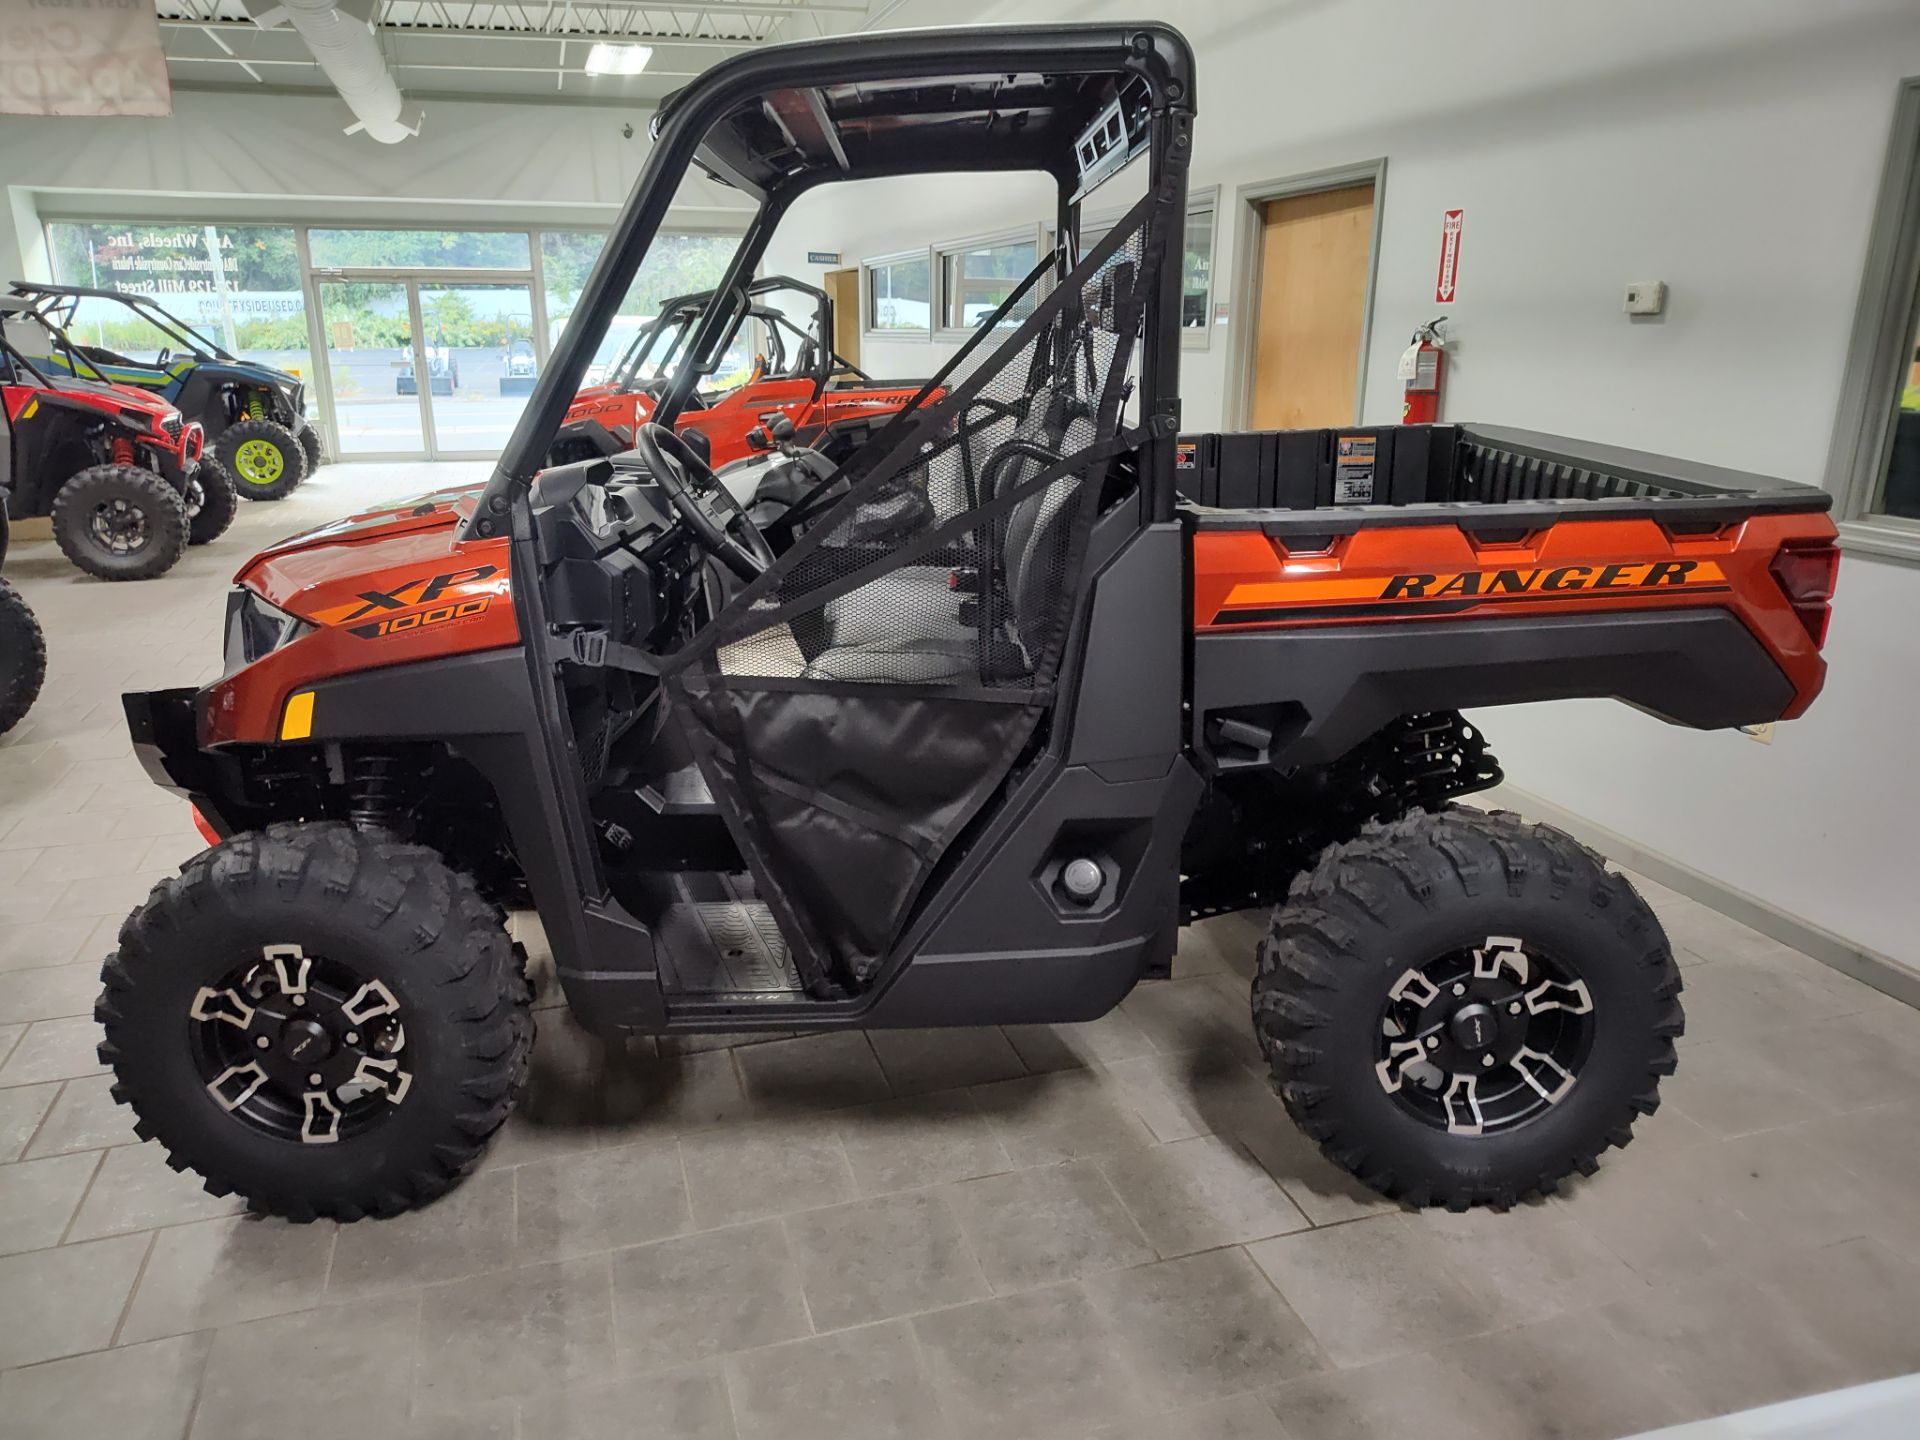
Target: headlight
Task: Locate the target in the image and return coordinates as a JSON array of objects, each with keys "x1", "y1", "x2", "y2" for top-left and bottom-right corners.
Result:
[{"x1": 223, "y1": 588, "x2": 313, "y2": 676}]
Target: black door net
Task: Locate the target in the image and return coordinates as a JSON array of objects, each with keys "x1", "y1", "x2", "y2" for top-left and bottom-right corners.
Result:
[{"x1": 663, "y1": 192, "x2": 1161, "y2": 995}]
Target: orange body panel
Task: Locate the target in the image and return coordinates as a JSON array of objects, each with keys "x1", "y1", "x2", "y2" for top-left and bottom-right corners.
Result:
[
  {"x1": 1193, "y1": 511, "x2": 1839, "y2": 717},
  {"x1": 203, "y1": 489, "x2": 517, "y2": 746},
  {"x1": 562, "y1": 376, "x2": 931, "y2": 467}
]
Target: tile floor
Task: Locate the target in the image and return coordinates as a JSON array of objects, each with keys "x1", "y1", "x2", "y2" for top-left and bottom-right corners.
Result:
[{"x1": 3, "y1": 463, "x2": 1919, "y2": 1440}]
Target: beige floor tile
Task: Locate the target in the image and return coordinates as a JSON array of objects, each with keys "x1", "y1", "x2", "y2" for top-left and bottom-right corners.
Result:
[
  {"x1": 414, "y1": 1254, "x2": 617, "y2": 1413},
  {"x1": 970, "y1": 1067, "x2": 1159, "y2": 1166},
  {"x1": 0, "y1": 1016, "x2": 108, "y2": 1087},
  {"x1": 1098, "y1": 1134, "x2": 1311, "y2": 1257},
  {"x1": 833, "y1": 1088, "x2": 1015, "y2": 1196},
  {"x1": 0, "y1": 1080, "x2": 59, "y2": 1161},
  {"x1": 193, "y1": 1293, "x2": 420, "y2": 1440},
  {"x1": 120, "y1": 1213, "x2": 336, "y2": 1344},
  {"x1": 611, "y1": 1219, "x2": 811, "y2": 1371},
  {"x1": 735, "y1": 1031, "x2": 892, "y2": 1112},
  {"x1": 944, "y1": 1159, "x2": 1154, "y2": 1292},
  {"x1": 729, "y1": 1321, "x2": 948, "y2": 1440},
  {"x1": 0, "y1": 1332, "x2": 209, "y2": 1440},
  {"x1": 1247, "y1": 1215, "x2": 1502, "y2": 1368},
  {"x1": 0, "y1": 1149, "x2": 100, "y2": 1254},
  {"x1": 784, "y1": 1188, "x2": 989, "y2": 1330},
  {"x1": 326, "y1": 1167, "x2": 514, "y2": 1298},
  {"x1": 0, "y1": 961, "x2": 105, "y2": 1025},
  {"x1": 520, "y1": 1363, "x2": 734, "y2": 1440},
  {"x1": 678, "y1": 1117, "x2": 856, "y2": 1229},
  {"x1": 63, "y1": 1139, "x2": 244, "y2": 1241},
  {"x1": 0, "y1": 1233, "x2": 150, "y2": 1369},
  {"x1": 513, "y1": 1139, "x2": 691, "y2": 1262}
]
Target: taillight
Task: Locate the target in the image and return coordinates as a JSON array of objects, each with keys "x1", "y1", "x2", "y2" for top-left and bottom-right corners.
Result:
[{"x1": 1769, "y1": 541, "x2": 1839, "y2": 648}]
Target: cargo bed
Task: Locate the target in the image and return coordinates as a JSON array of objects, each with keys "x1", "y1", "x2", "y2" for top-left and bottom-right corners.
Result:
[{"x1": 1179, "y1": 423, "x2": 1841, "y2": 768}]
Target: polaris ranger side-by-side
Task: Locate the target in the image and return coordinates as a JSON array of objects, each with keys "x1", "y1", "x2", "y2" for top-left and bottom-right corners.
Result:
[
  {"x1": 551, "y1": 274, "x2": 924, "y2": 471},
  {"x1": 104, "y1": 24, "x2": 1838, "y2": 1221}
]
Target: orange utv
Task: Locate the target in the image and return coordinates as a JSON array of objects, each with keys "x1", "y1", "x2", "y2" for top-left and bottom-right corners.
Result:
[{"x1": 104, "y1": 22, "x2": 1837, "y2": 1223}]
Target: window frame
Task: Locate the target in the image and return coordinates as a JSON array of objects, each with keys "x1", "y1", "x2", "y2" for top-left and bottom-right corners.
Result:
[
  {"x1": 1825, "y1": 75, "x2": 1920, "y2": 566},
  {"x1": 932, "y1": 224, "x2": 1048, "y2": 343},
  {"x1": 861, "y1": 247, "x2": 935, "y2": 342},
  {"x1": 1082, "y1": 187, "x2": 1220, "y2": 351}
]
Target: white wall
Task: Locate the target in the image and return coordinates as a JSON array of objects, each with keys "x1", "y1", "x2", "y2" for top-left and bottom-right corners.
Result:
[
  {"x1": 772, "y1": 0, "x2": 1920, "y2": 964},
  {"x1": 0, "y1": 85, "x2": 752, "y2": 283}
]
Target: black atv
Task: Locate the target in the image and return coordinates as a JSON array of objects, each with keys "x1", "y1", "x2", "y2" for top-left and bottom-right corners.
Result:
[
  {"x1": 0, "y1": 503, "x2": 46, "y2": 737},
  {"x1": 11, "y1": 282, "x2": 321, "y2": 501}
]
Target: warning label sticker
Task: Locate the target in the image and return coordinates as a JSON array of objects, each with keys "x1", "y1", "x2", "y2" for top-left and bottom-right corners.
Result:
[{"x1": 1333, "y1": 435, "x2": 1376, "y2": 504}]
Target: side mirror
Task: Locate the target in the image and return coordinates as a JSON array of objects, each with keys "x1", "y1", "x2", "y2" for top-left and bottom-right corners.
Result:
[
  {"x1": 681, "y1": 428, "x2": 714, "y2": 469},
  {"x1": 759, "y1": 411, "x2": 797, "y2": 443}
]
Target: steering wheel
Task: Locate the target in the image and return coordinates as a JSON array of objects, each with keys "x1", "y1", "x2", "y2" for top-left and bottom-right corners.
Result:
[{"x1": 631, "y1": 422, "x2": 774, "y2": 582}]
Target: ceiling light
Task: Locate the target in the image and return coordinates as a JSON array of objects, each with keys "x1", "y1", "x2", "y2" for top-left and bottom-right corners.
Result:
[{"x1": 585, "y1": 43, "x2": 653, "y2": 77}]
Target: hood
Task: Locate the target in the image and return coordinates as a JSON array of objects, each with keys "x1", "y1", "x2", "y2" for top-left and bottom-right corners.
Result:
[
  {"x1": 40, "y1": 371, "x2": 181, "y2": 423},
  {"x1": 234, "y1": 485, "x2": 500, "y2": 623}
]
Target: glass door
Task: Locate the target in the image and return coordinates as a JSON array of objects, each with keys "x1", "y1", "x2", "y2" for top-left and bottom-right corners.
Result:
[
  {"x1": 416, "y1": 281, "x2": 538, "y2": 457},
  {"x1": 316, "y1": 280, "x2": 425, "y2": 457}
]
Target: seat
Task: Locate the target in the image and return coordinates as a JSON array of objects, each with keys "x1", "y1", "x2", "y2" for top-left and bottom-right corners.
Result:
[{"x1": 797, "y1": 375, "x2": 1090, "y2": 685}]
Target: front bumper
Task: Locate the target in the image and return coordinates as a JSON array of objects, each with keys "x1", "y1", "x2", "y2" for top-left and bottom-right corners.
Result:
[{"x1": 123, "y1": 687, "x2": 236, "y2": 836}]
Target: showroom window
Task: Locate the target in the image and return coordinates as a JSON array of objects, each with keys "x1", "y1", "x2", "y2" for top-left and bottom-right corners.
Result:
[
  {"x1": 44, "y1": 220, "x2": 315, "y2": 384},
  {"x1": 937, "y1": 231, "x2": 1041, "y2": 334},
  {"x1": 1827, "y1": 75, "x2": 1920, "y2": 559},
  {"x1": 865, "y1": 252, "x2": 931, "y2": 336},
  {"x1": 1083, "y1": 187, "x2": 1218, "y2": 349},
  {"x1": 540, "y1": 228, "x2": 741, "y2": 381},
  {"x1": 308, "y1": 228, "x2": 532, "y2": 270}
]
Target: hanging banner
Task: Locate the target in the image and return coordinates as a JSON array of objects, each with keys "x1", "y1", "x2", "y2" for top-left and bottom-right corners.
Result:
[
  {"x1": 1435, "y1": 208, "x2": 1464, "y2": 304},
  {"x1": 0, "y1": 0, "x2": 172, "y2": 118}
]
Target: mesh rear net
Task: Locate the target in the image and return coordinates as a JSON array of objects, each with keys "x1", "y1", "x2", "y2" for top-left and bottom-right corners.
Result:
[{"x1": 664, "y1": 195, "x2": 1159, "y2": 994}]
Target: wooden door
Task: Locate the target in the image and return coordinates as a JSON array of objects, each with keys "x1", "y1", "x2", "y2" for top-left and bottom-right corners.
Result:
[
  {"x1": 825, "y1": 268, "x2": 860, "y2": 372},
  {"x1": 1250, "y1": 183, "x2": 1375, "y2": 429}
]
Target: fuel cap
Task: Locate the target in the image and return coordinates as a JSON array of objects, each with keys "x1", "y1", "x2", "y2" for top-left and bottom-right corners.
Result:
[{"x1": 1060, "y1": 857, "x2": 1104, "y2": 904}]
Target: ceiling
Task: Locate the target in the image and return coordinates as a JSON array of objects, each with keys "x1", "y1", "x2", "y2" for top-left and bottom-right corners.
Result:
[{"x1": 156, "y1": 0, "x2": 881, "y2": 104}]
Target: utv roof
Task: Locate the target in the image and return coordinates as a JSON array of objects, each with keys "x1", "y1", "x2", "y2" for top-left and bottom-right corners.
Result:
[{"x1": 652, "y1": 23, "x2": 1193, "y2": 201}]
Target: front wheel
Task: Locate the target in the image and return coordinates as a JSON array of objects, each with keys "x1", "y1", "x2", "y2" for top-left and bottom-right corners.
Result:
[
  {"x1": 0, "y1": 577, "x2": 46, "y2": 736},
  {"x1": 216, "y1": 418, "x2": 308, "y2": 501},
  {"x1": 1252, "y1": 808, "x2": 1682, "y2": 1210},
  {"x1": 50, "y1": 464, "x2": 189, "y2": 581},
  {"x1": 97, "y1": 823, "x2": 531, "y2": 1221}
]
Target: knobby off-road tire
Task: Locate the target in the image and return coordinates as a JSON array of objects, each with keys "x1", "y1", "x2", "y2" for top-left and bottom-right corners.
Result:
[
  {"x1": 97, "y1": 822, "x2": 531, "y2": 1221},
  {"x1": 217, "y1": 417, "x2": 307, "y2": 501},
  {"x1": 0, "y1": 578, "x2": 46, "y2": 736},
  {"x1": 297, "y1": 422, "x2": 324, "y2": 475},
  {"x1": 1252, "y1": 807, "x2": 1682, "y2": 1210},
  {"x1": 186, "y1": 457, "x2": 239, "y2": 546},
  {"x1": 51, "y1": 464, "x2": 189, "y2": 581}
]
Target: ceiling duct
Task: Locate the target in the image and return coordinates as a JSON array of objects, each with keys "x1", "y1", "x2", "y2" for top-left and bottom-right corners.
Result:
[{"x1": 244, "y1": 0, "x2": 422, "y2": 143}]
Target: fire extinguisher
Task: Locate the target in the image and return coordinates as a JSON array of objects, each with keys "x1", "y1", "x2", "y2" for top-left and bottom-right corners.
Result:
[{"x1": 1400, "y1": 317, "x2": 1447, "y2": 424}]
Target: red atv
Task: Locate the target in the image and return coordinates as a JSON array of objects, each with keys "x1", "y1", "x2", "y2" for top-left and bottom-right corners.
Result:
[
  {"x1": 553, "y1": 275, "x2": 930, "y2": 471},
  {"x1": 106, "y1": 25, "x2": 1838, "y2": 1222},
  {"x1": 0, "y1": 503, "x2": 46, "y2": 735},
  {"x1": 1, "y1": 299, "x2": 233, "y2": 580}
]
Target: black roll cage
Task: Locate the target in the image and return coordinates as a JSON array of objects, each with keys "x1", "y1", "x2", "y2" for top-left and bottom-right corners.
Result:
[
  {"x1": 604, "y1": 274, "x2": 864, "y2": 401},
  {"x1": 8, "y1": 282, "x2": 233, "y2": 364},
  {"x1": 471, "y1": 22, "x2": 1195, "y2": 538}
]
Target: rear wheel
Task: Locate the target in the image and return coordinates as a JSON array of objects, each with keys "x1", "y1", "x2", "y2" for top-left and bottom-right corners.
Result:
[
  {"x1": 96, "y1": 822, "x2": 531, "y2": 1221},
  {"x1": 297, "y1": 423, "x2": 324, "y2": 475},
  {"x1": 185, "y1": 458, "x2": 239, "y2": 546},
  {"x1": 1251, "y1": 808, "x2": 1682, "y2": 1210},
  {"x1": 50, "y1": 464, "x2": 189, "y2": 581},
  {"x1": 217, "y1": 418, "x2": 307, "y2": 501},
  {"x1": 0, "y1": 578, "x2": 46, "y2": 736}
]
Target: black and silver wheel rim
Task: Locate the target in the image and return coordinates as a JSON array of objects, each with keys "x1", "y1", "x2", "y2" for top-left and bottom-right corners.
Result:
[
  {"x1": 189, "y1": 944, "x2": 411, "y2": 1145},
  {"x1": 90, "y1": 498, "x2": 151, "y2": 556},
  {"x1": 1376, "y1": 936, "x2": 1595, "y2": 1136},
  {"x1": 185, "y1": 479, "x2": 205, "y2": 520}
]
